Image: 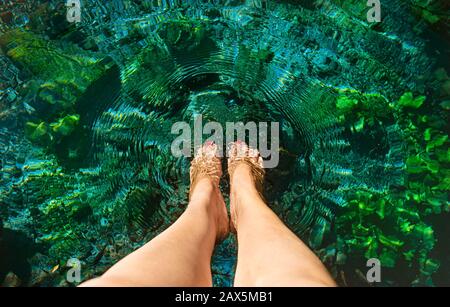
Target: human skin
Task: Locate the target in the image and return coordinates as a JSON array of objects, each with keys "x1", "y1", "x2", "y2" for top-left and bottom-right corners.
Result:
[{"x1": 80, "y1": 142, "x2": 335, "y2": 287}]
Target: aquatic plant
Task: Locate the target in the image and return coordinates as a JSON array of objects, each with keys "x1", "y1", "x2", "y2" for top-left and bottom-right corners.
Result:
[
  {"x1": 0, "y1": 0, "x2": 448, "y2": 287},
  {"x1": 0, "y1": 29, "x2": 113, "y2": 164},
  {"x1": 328, "y1": 87, "x2": 449, "y2": 285}
]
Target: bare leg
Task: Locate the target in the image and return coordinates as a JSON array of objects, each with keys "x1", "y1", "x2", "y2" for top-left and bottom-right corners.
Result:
[
  {"x1": 80, "y1": 143, "x2": 228, "y2": 287},
  {"x1": 229, "y1": 142, "x2": 336, "y2": 287}
]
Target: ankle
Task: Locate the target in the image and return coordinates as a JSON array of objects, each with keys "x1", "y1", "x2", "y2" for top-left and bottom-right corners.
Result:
[
  {"x1": 231, "y1": 164, "x2": 257, "y2": 188},
  {"x1": 191, "y1": 176, "x2": 214, "y2": 194},
  {"x1": 231, "y1": 182, "x2": 265, "y2": 226},
  {"x1": 188, "y1": 181, "x2": 228, "y2": 241},
  {"x1": 189, "y1": 179, "x2": 215, "y2": 206}
]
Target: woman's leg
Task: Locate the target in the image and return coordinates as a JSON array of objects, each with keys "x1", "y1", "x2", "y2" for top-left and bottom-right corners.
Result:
[
  {"x1": 81, "y1": 143, "x2": 228, "y2": 287},
  {"x1": 229, "y1": 143, "x2": 336, "y2": 287}
]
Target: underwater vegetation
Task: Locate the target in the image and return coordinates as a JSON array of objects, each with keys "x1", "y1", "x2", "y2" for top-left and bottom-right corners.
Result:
[{"x1": 0, "y1": 0, "x2": 449, "y2": 287}]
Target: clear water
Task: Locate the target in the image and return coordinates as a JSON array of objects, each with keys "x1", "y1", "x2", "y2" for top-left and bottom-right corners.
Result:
[{"x1": 0, "y1": 0, "x2": 448, "y2": 287}]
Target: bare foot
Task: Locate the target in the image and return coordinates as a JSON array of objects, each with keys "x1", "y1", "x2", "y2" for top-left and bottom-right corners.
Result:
[
  {"x1": 228, "y1": 141, "x2": 265, "y2": 232},
  {"x1": 190, "y1": 141, "x2": 229, "y2": 242}
]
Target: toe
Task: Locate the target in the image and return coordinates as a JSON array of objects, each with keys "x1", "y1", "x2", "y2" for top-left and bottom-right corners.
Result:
[
  {"x1": 196, "y1": 145, "x2": 205, "y2": 158},
  {"x1": 248, "y1": 148, "x2": 259, "y2": 163},
  {"x1": 249, "y1": 148, "x2": 264, "y2": 167},
  {"x1": 228, "y1": 142, "x2": 238, "y2": 160},
  {"x1": 204, "y1": 141, "x2": 217, "y2": 158},
  {"x1": 236, "y1": 141, "x2": 249, "y2": 157},
  {"x1": 258, "y1": 156, "x2": 264, "y2": 168}
]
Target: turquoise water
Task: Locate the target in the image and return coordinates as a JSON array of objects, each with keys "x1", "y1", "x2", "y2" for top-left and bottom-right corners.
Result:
[{"x1": 0, "y1": 1, "x2": 448, "y2": 287}]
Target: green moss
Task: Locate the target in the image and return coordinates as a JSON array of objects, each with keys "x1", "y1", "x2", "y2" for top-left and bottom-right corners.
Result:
[
  {"x1": 406, "y1": 155, "x2": 427, "y2": 174},
  {"x1": 440, "y1": 100, "x2": 450, "y2": 110},
  {"x1": 378, "y1": 234, "x2": 404, "y2": 249},
  {"x1": 379, "y1": 249, "x2": 398, "y2": 268},
  {"x1": 50, "y1": 115, "x2": 80, "y2": 136},
  {"x1": 397, "y1": 92, "x2": 426, "y2": 109},
  {"x1": 25, "y1": 121, "x2": 49, "y2": 142},
  {"x1": 352, "y1": 117, "x2": 365, "y2": 133},
  {"x1": 157, "y1": 19, "x2": 208, "y2": 51},
  {"x1": 422, "y1": 10, "x2": 440, "y2": 24},
  {"x1": 0, "y1": 30, "x2": 105, "y2": 86},
  {"x1": 426, "y1": 134, "x2": 448, "y2": 152},
  {"x1": 435, "y1": 148, "x2": 449, "y2": 164},
  {"x1": 336, "y1": 96, "x2": 358, "y2": 111},
  {"x1": 332, "y1": 85, "x2": 447, "y2": 285},
  {"x1": 421, "y1": 258, "x2": 440, "y2": 275}
]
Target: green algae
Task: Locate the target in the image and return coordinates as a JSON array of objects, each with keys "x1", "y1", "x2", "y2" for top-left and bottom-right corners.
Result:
[
  {"x1": 25, "y1": 121, "x2": 49, "y2": 143},
  {"x1": 332, "y1": 85, "x2": 449, "y2": 284},
  {"x1": 0, "y1": 0, "x2": 448, "y2": 288},
  {"x1": 50, "y1": 115, "x2": 80, "y2": 136},
  {"x1": 397, "y1": 92, "x2": 426, "y2": 109}
]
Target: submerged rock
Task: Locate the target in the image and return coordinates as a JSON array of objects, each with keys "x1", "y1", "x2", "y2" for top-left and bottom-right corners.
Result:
[{"x1": 1, "y1": 272, "x2": 21, "y2": 287}]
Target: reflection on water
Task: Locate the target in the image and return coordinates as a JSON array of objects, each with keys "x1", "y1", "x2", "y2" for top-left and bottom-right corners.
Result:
[{"x1": 0, "y1": 0, "x2": 449, "y2": 286}]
